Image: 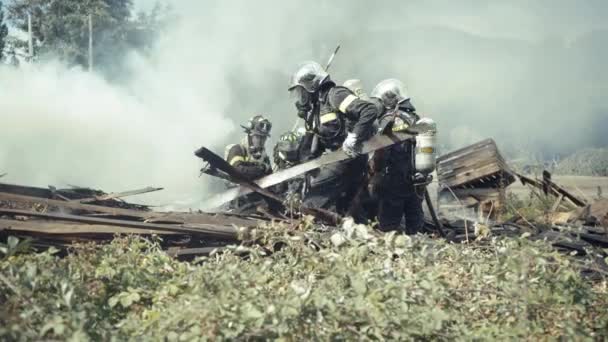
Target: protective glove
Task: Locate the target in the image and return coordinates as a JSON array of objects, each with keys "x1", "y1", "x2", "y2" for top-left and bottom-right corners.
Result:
[{"x1": 342, "y1": 132, "x2": 361, "y2": 157}]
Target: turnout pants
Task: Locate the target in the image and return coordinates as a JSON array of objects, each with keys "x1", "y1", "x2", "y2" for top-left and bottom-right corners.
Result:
[{"x1": 377, "y1": 173, "x2": 424, "y2": 234}]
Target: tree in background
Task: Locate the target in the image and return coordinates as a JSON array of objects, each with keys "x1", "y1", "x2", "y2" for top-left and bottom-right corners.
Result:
[
  {"x1": 6, "y1": 0, "x2": 169, "y2": 77},
  {"x1": 0, "y1": 1, "x2": 8, "y2": 61}
]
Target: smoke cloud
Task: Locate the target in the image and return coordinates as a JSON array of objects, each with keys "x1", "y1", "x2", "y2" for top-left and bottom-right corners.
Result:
[{"x1": 1, "y1": 0, "x2": 607, "y2": 207}]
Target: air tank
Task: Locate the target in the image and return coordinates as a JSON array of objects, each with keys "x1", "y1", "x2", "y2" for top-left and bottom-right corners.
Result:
[
  {"x1": 415, "y1": 117, "x2": 437, "y2": 175},
  {"x1": 342, "y1": 79, "x2": 370, "y2": 100}
]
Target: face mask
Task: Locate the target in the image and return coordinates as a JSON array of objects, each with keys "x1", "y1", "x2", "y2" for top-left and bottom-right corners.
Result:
[
  {"x1": 249, "y1": 134, "x2": 267, "y2": 158},
  {"x1": 290, "y1": 87, "x2": 312, "y2": 118}
]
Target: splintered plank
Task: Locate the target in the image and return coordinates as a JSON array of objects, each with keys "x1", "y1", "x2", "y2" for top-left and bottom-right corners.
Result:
[
  {"x1": 0, "y1": 218, "x2": 176, "y2": 236},
  {"x1": 0, "y1": 208, "x2": 239, "y2": 240},
  {"x1": 0, "y1": 192, "x2": 155, "y2": 219},
  {"x1": 76, "y1": 187, "x2": 164, "y2": 203},
  {"x1": 0, "y1": 182, "x2": 59, "y2": 198}
]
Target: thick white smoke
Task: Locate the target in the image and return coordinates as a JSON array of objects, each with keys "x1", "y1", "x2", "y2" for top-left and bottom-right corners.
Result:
[{"x1": 0, "y1": 3, "x2": 240, "y2": 208}]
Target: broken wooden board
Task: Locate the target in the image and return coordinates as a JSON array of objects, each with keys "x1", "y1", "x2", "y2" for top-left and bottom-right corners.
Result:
[
  {"x1": 0, "y1": 182, "x2": 153, "y2": 210},
  {"x1": 437, "y1": 138, "x2": 515, "y2": 189},
  {"x1": 0, "y1": 191, "x2": 156, "y2": 219},
  {"x1": 196, "y1": 146, "x2": 342, "y2": 225},
  {"x1": 76, "y1": 186, "x2": 163, "y2": 203},
  {"x1": 515, "y1": 171, "x2": 586, "y2": 207},
  {"x1": 0, "y1": 218, "x2": 176, "y2": 236},
  {"x1": 203, "y1": 131, "x2": 416, "y2": 209},
  {"x1": 0, "y1": 208, "x2": 239, "y2": 240}
]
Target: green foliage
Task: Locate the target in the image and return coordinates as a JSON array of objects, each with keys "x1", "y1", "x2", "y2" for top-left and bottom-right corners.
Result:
[
  {"x1": 0, "y1": 0, "x2": 8, "y2": 60},
  {"x1": 1, "y1": 226, "x2": 607, "y2": 340},
  {"x1": 0, "y1": 236, "x2": 32, "y2": 258},
  {"x1": 502, "y1": 191, "x2": 556, "y2": 222}
]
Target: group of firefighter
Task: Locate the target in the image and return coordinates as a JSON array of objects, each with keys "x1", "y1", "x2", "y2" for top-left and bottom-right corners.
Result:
[{"x1": 222, "y1": 61, "x2": 437, "y2": 234}]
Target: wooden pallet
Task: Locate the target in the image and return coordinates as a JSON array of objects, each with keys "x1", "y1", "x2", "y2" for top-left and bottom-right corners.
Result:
[{"x1": 437, "y1": 138, "x2": 514, "y2": 189}]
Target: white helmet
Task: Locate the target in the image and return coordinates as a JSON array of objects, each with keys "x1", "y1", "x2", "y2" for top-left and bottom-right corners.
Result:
[{"x1": 371, "y1": 79, "x2": 410, "y2": 109}]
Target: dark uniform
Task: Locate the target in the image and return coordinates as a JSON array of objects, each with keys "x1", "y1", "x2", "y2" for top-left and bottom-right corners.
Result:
[
  {"x1": 288, "y1": 62, "x2": 378, "y2": 215},
  {"x1": 223, "y1": 115, "x2": 272, "y2": 214},
  {"x1": 225, "y1": 143, "x2": 271, "y2": 180},
  {"x1": 370, "y1": 79, "x2": 424, "y2": 234}
]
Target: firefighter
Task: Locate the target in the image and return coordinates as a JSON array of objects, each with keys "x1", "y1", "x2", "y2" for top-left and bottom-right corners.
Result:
[
  {"x1": 272, "y1": 131, "x2": 305, "y2": 209},
  {"x1": 369, "y1": 79, "x2": 425, "y2": 234},
  {"x1": 273, "y1": 131, "x2": 301, "y2": 171},
  {"x1": 225, "y1": 115, "x2": 272, "y2": 180},
  {"x1": 223, "y1": 115, "x2": 272, "y2": 214},
  {"x1": 289, "y1": 61, "x2": 377, "y2": 157},
  {"x1": 288, "y1": 61, "x2": 378, "y2": 215}
]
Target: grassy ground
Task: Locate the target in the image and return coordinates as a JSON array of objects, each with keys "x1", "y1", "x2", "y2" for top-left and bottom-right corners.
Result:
[{"x1": 1, "y1": 222, "x2": 607, "y2": 340}]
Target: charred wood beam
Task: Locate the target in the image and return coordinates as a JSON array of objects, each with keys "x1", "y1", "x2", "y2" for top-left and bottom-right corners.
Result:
[
  {"x1": 195, "y1": 146, "x2": 342, "y2": 226},
  {"x1": 515, "y1": 171, "x2": 586, "y2": 207}
]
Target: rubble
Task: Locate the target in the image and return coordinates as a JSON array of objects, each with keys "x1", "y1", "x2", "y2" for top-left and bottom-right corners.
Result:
[
  {"x1": 2, "y1": 139, "x2": 608, "y2": 270},
  {"x1": 0, "y1": 182, "x2": 261, "y2": 258}
]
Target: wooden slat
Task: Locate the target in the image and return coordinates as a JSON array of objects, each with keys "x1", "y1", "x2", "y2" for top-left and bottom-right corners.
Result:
[
  {"x1": 0, "y1": 182, "x2": 57, "y2": 198},
  {"x1": 0, "y1": 218, "x2": 176, "y2": 235},
  {"x1": 437, "y1": 139, "x2": 497, "y2": 164},
  {"x1": 77, "y1": 186, "x2": 163, "y2": 203},
  {"x1": 0, "y1": 208, "x2": 239, "y2": 239},
  {"x1": 0, "y1": 192, "x2": 154, "y2": 219},
  {"x1": 439, "y1": 163, "x2": 504, "y2": 188},
  {"x1": 437, "y1": 139, "x2": 514, "y2": 188}
]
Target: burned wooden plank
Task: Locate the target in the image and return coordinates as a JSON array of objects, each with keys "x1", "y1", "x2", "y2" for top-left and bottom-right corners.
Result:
[
  {"x1": 0, "y1": 192, "x2": 155, "y2": 219},
  {"x1": 166, "y1": 246, "x2": 228, "y2": 257},
  {"x1": 0, "y1": 182, "x2": 60, "y2": 199},
  {"x1": 76, "y1": 186, "x2": 163, "y2": 203},
  {"x1": 0, "y1": 182, "x2": 153, "y2": 211},
  {"x1": 514, "y1": 171, "x2": 586, "y2": 207},
  {"x1": 0, "y1": 218, "x2": 176, "y2": 236},
  {"x1": 144, "y1": 212, "x2": 258, "y2": 227},
  {"x1": 0, "y1": 208, "x2": 239, "y2": 240},
  {"x1": 196, "y1": 146, "x2": 342, "y2": 225}
]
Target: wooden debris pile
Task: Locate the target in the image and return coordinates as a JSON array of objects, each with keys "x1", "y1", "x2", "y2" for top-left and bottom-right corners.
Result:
[
  {"x1": 436, "y1": 139, "x2": 515, "y2": 220},
  {"x1": 0, "y1": 182, "x2": 264, "y2": 258},
  {"x1": 434, "y1": 140, "x2": 608, "y2": 277}
]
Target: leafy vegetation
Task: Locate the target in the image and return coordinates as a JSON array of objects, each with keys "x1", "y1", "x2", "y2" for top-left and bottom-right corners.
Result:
[
  {"x1": 1, "y1": 222, "x2": 607, "y2": 340},
  {"x1": 502, "y1": 191, "x2": 556, "y2": 223}
]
